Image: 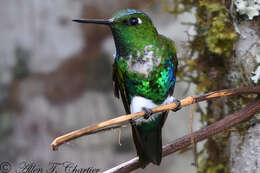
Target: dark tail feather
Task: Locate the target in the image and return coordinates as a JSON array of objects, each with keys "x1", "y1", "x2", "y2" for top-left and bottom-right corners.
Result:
[{"x1": 131, "y1": 112, "x2": 168, "y2": 168}]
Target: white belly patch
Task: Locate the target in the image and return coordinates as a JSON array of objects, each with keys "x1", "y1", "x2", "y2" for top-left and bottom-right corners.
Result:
[{"x1": 130, "y1": 95, "x2": 175, "y2": 114}]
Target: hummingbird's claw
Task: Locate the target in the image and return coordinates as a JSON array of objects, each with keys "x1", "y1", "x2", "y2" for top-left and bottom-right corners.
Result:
[
  {"x1": 142, "y1": 107, "x2": 152, "y2": 119},
  {"x1": 172, "y1": 99, "x2": 182, "y2": 112},
  {"x1": 130, "y1": 119, "x2": 136, "y2": 126}
]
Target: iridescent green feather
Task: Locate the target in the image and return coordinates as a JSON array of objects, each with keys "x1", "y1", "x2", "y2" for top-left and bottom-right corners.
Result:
[{"x1": 115, "y1": 35, "x2": 177, "y2": 104}]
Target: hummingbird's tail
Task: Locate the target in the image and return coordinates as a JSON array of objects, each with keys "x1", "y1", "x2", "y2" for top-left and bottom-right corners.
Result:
[{"x1": 131, "y1": 111, "x2": 168, "y2": 168}]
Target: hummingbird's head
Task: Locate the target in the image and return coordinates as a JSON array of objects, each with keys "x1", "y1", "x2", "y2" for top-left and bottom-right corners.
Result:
[
  {"x1": 110, "y1": 9, "x2": 158, "y2": 42},
  {"x1": 73, "y1": 9, "x2": 159, "y2": 55}
]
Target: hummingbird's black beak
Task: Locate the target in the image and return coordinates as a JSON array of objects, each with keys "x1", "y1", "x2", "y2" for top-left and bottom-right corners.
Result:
[{"x1": 72, "y1": 19, "x2": 113, "y2": 25}]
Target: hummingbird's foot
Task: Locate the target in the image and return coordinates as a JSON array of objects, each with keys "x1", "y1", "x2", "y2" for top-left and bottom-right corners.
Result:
[
  {"x1": 129, "y1": 119, "x2": 136, "y2": 126},
  {"x1": 142, "y1": 107, "x2": 152, "y2": 119},
  {"x1": 172, "y1": 98, "x2": 182, "y2": 112}
]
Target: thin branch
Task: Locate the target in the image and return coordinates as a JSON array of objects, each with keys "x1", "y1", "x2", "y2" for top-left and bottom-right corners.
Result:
[
  {"x1": 104, "y1": 97, "x2": 260, "y2": 173},
  {"x1": 190, "y1": 104, "x2": 198, "y2": 167},
  {"x1": 51, "y1": 86, "x2": 260, "y2": 150}
]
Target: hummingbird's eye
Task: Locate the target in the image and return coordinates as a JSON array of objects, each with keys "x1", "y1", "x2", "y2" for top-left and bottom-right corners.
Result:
[{"x1": 129, "y1": 17, "x2": 142, "y2": 26}]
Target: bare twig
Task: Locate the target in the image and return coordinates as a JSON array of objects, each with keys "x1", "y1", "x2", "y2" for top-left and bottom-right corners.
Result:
[
  {"x1": 51, "y1": 86, "x2": 260, "y2": 150},
  {"x1": 190, "y1": 104, "x2": 197, "y2": 167},
  {"x1": 104, "y1": 97, "x2": 260, "y2": 173}
]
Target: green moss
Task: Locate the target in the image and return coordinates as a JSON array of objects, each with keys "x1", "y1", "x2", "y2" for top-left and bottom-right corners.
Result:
[
  {"x1": 181, "y1": 0, "x2": 239, "y2": 93},
  {"x1": 198, "y1": 158, "x2": 229, "y2": 173},
  {"x1": 200, "y1": 1, "x2": 238, "y2": 57},
  {"x1": 195, "y1": 0, "x2": 238, "y2": 57},
  {"x1": 197, "y1": 135, "x2": 230, "y2": 173}
]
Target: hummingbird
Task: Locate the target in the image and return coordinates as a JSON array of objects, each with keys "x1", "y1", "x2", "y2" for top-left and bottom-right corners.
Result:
[{"x1": 73, "y1": 9, "x2": 180, "y2": 168}]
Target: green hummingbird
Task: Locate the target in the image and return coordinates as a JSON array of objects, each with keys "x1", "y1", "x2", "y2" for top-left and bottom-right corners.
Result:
[{"x1": 73, "y1": 9, "x2": 180, "y2": 168}]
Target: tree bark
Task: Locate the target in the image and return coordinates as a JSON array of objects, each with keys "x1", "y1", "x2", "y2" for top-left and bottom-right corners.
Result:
[{"x1": 229, "y1": 1, "x2": 260, "y2": 171}]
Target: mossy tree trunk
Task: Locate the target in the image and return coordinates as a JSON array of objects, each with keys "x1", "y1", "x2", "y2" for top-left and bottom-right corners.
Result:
[
  {"x1": 169, "y1": 0, "x2": 260, "y2": 172},
  {"x1": 195, "y1": 1, "x2": 260, "y2": 173},
  {"x1": 228, "y1": 5, "x2": 260, "y2": 172}
]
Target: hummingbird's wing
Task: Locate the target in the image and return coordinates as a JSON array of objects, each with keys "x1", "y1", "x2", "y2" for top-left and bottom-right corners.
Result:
[
  {"x1": 159, "y1": 34, "x2": 178, "y2": 97},
  {"x1": 157, "y1": 35, "x2": 178, "y2": 127},
  {"x1": 112, "y1": 61, "x2": 131, "y2": 114},
  {"x1": 163, "y1": 35, "x2": 178, "y2": 72}
]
